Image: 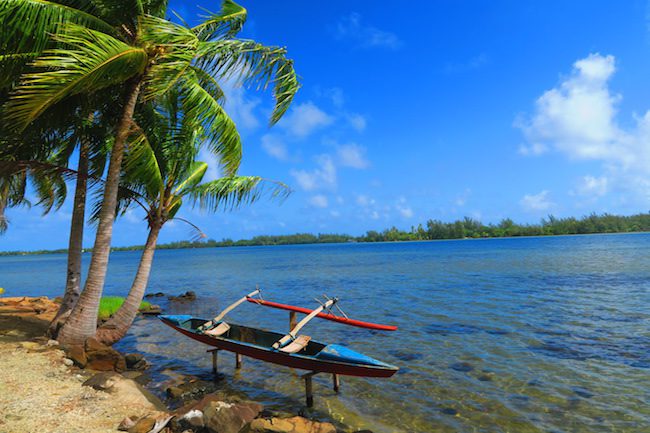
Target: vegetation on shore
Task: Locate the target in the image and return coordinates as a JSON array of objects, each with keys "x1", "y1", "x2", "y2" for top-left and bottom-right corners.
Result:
[
  {"x1": 2, "y1": 212, "x2": 649, "y2": 256},
  {"x1": 97, "y1": 297, "x2": 151, "y2": 321}
]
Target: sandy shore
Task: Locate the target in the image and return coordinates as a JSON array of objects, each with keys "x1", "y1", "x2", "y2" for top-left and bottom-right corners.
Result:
[{"x1": 0, "y1": 297, "x2": 163, "y2": 433}]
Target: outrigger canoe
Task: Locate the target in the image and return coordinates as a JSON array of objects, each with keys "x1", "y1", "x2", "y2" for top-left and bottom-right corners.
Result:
[{"x1": 158, "y1": 289, "x2": 398, "y2": 378}]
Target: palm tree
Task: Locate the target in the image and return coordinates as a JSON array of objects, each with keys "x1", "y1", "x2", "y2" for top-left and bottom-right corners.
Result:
[
  {"x1": 94, "y1": 99, "x2": 289, "y2": 345},
  {"x1": 1, "y1": 0, "x2": 299, "y2": 346}
]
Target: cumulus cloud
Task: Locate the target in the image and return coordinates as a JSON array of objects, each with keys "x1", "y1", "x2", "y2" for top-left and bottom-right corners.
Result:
[
  {"x1": 222, "y1": 81, "x2": 261, "y2": 132},
  {"x1": 261, "y1": 134, "x2": 289, "y2": 161},
  {"x1": 336, "y1": 143, "x2": 369, "y2": 169},
  {"x1": 290, "y1": 155, "x2": 337, "y2": 191},
  {"x1": 279, "y1": 102, "x2": 333, "y2": 138},
  {"x1": 517, "y1": 53, "x2": 650, "y2": 204},
  {"x1": 308, "y1": 194, "x2": 329, "y2": 208},
  {"x1": 574, "y1": 175, "x2": 609, "y2": 197},
  {"x1": 335, "y1": 13, "x2": 402, "y2": 49},
  {"x1": 520, "y1": 190, "x2": 554, "y2": 212},
  {"x1": 347, "y1": 113, "x2": 367, "y2": 132},
  {"x1": 397, "y1": 206, "x2": 414, "y2": 218}
]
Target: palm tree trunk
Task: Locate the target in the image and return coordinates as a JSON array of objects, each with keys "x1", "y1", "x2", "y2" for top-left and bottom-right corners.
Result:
[
  {"x1": 48, "y1": 139, "x2": 89, "y2": 337},
  {"x1": 57, "y1": 79, "x2": 142, "y2": 347},
  {"x1": 95, "y1": 223, "x2": 160, "y2": 345}
]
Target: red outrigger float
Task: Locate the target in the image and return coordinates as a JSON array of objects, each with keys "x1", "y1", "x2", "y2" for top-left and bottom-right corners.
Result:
[{"x1": 245, "y1": 297, "x2": 398, "y2": 331}]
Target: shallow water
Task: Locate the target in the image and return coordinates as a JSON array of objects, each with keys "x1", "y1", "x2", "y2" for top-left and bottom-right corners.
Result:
[{"x1": 2, "y1": 233, "x2": 650, "y2": 432}]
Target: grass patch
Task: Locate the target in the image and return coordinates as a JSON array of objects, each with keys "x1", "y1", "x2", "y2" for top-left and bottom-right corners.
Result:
[{"x1": 98, "y1": 296, "x2": 152, "y2": 320}]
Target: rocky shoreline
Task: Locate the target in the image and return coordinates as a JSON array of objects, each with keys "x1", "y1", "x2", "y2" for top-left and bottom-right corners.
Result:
[{"x1": 0, "y1": 297, "x2": 367, "y2": 433}]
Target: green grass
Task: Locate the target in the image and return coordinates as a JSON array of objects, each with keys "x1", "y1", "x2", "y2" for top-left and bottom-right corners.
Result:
[{"x1": 98, "y1": 296, "x2": 152, "y2": 320}]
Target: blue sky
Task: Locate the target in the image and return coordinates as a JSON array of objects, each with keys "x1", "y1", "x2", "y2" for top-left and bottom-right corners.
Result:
[{"x1": 3, "y1": 0, "x2": 650, "y2": 251}]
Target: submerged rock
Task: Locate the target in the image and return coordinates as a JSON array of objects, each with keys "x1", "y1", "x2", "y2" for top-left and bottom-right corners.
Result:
[
  {"x1": 168, "y1": 291, "x2": 197, "y2": 302},
  {"x1": 144, "y1": 292, "x2": 166, "y2": 298},
  {"x1": 243, "y1": 416, "x2": 337, "y2": 433},
  {"x1": 141, "y1": 304, "x2": 162, "y2": 315},
  {"x1": 449, "y1": 361, "x2": 474, "y2": 372}
]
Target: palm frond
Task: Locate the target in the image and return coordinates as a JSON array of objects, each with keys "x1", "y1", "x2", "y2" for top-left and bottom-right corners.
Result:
[
  {"x1": 177, "y1": 70, "x2": 242, "y2": 175},
  {"x1": 188, "y1": 176, "x2": 291, "y2": 212},
  {"x1": 0, "y1": 0, "x2": 117, "y2": 52},
  {"x1": 7, "y1": 24, "x2": 147, "y2": 129},
  {"x1": 196, "y1": 39, "x2": 300, "y2": 124},
  {"x1": 192, "y1": 0, "x2": 247, "y2": 41},
  {"x1": 173, "y1": 161, "x2": 207, "y2": 195},
  {"x1": 123, "y1": 125, "x2": 164, "y2": 199}
]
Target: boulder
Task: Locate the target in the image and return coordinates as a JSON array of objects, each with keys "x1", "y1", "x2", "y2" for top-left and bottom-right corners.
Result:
[
  {"x1": 66, "y1": 345, "x2": 87, "y2": 368},
  {"x1": 125, "y1": 353, "x2": 149, "y2": 370},
  {"x1": 203, "y1": 400, "x2": 262, "y2": 433},
  {"x1": 84, "y1": 337, "x2": 126, "y2": 371},
  {"x1": 243, "y1": 416, "x2": 337, "y2": 433},
  {"x1": 144, "y1": 292, "x2": 166, "y2": 298},
  {"x1": 174, "y1": 393, "x2": 262, "y2": 433}
]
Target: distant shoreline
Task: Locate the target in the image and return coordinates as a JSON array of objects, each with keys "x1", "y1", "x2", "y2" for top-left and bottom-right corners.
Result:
[{"x1": 2, "y1": 227, "x2": 648, "y2": 257}]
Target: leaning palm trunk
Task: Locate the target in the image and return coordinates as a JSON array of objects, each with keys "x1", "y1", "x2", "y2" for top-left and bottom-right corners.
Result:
[
  {"x1": 95, "y1": 223, "x2": 160, "y2": 345},
  {"x1": 57, "y1": 79, "x2": 142, "y2": 347},
  {"x1": 48, "y1": 140, "x2": 89, "y2": 337}
]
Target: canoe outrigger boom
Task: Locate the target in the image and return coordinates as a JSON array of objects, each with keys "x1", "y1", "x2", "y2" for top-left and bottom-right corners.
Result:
[
  {"x1": 273, "y1": 298, "x2": 338, "y2": 350},
  {"x1": 201, "y1": 288, "x2": 260, "y2": 330}
]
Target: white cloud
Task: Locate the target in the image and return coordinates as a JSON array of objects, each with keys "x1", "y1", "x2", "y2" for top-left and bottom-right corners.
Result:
[
  {"x1": 397, "y1": 206, "x2": 414, "y2": 218},
  {"x1": 517, "y1": 53, "x2": 650, "y2": 205},
  {"x1": 518, "y1": 53, "x2": 621, "y2": 161},
  {"x1": 222, "y1": 81, "x2": 261, "y2": 132},
  {"x1": 574, "y1": 175, "x2": 609, "y2": 197},
  {"x1": 261, "y1": 134, "x2": 289, "y2": 161},
  {"x1": 279, "y1": 102, "x2": 333, "y2": 138},
  {"x1": 520, "y1": 190, "x2": 554, "y2": 212},
  {"x1": 198, "y1": 147, "x2": 223, "y2": 182},
  {"x1": 290, "y1": 154, "x2": 337, "y2": 191},
  {"x1": 308, "y1": 194, "x2": 329, "y2": 208},
  {"x1": 336, "y1": 143, "x2": 369, "y2": 169},
  {"x1": 356, "y1": 195, "x2": 375, "y2": 206},
  {"x1": 518, "y1": 142, "x2": 548, "y2": 156},
  {"x1": 347, "y1": 113, "x2": 367, "y2": 132},
  {"x1": 335, "y1": 13, "x2": 402, "y2": 50},
  {"x1": 455, "y1": 189, "x2": 471, "y2": 207}
]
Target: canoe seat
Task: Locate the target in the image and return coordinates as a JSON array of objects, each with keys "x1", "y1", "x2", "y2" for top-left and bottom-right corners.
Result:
[
  {"x1": 203, "y1": 321, "x2": 230, "y2": 337},
  {"x1": 279, "y1": 335, "x2": 311, "y2": 353}
]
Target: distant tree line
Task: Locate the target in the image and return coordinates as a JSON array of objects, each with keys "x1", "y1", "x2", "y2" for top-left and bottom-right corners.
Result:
[{"x1": 2, "y1": 212, "x2": 650, "y2": 256}]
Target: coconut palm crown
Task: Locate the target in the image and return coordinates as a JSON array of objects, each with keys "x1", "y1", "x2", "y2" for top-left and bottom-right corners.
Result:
[{"x1": 0, "y1": 0, "x2": 300, "y2": 346}]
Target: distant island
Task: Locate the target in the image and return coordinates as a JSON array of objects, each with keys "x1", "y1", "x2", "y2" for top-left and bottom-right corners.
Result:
[{"x1": 2, "y1": 212, "x2": 650, "y2": 256}]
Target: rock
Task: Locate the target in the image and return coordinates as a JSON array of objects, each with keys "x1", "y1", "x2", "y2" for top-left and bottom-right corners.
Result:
[
  {"x1": 203, "y1": 399, "x2": 262, "y2": 433},
  {"x1": 128, "y1": 416, "x2": 156, "y2": 433},
  {"x1": 125, "y1": 353, "x2": 148, "y2": 371},
  {"x1": 174, "y1": 394, "x2": 261, "y2": 433},
  {"x1": 84, "y1": 338, "x2": 126, "y2": 371},
  {"x1": 46, "y1": 339, "x2": 59, "y2": 347},
  {"x1": 66, "y1": 345, "x2": 87, "y2": 368},
  {"x1": 63, "y1": 358, "x2": 74, "y2": 367},
  {"x1": 141, "y1": 304, "x2": 162, "y2": 315},
  {"x1": 83, "y1": 372, "x2": 122, "y2": 391},
  {"x1": 166, "y1": 386, "x2": 184, "y2": 399},
  {"x1": 168, "y1": 291, "x2": 197, "y2": 302},
  {"x1": 144, "y1": 292, "x2": 166, "y2": 298},
  {"x1": 243, "y1": 416, "x2": 337, "y2": 433},
  {"x1": 83, "y1": 372, "x2": 165, "y2": 411},
  {"x1": 118, "y1": 416, "x2": 138, "y2": 431}
]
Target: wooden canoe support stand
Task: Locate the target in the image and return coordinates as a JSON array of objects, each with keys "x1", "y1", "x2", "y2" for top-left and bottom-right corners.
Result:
[{"x1": 207, "y1": 345, "x2": 341, "y2": 408}]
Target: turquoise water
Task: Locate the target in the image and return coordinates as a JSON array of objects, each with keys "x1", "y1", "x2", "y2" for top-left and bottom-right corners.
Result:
[{"x1": 2, "y1": 233, "x2": 650, "y2": 432}]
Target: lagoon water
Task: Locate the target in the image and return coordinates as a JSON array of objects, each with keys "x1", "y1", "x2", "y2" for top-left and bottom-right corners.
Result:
[{"x1": 2, "y1": 233, "x2": 650, "y2": 432}]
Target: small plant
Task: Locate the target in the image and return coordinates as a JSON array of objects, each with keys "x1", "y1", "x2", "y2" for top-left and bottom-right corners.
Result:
[{"x1": 98, "y1": 296, "x2": 151, "y2": 320}]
